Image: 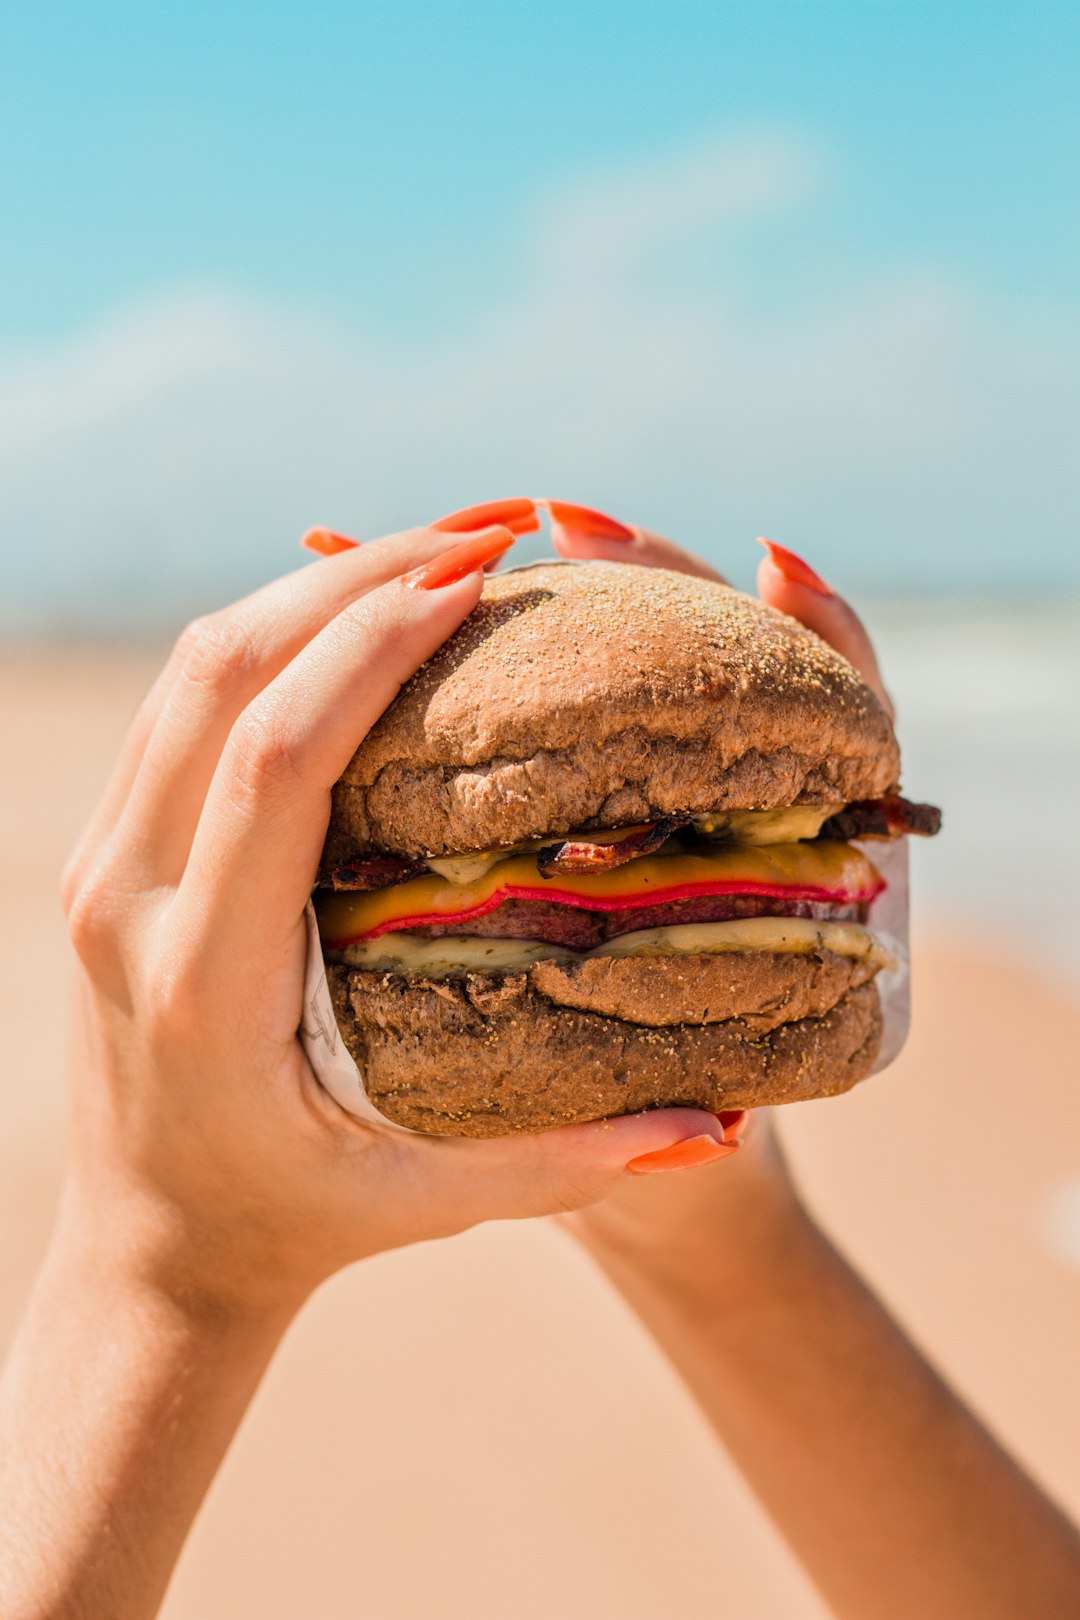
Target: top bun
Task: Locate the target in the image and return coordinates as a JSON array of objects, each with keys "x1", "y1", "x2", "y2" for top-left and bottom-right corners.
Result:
[{"x1": 326, "y1": 560, "x2": 900, "y2": 860}]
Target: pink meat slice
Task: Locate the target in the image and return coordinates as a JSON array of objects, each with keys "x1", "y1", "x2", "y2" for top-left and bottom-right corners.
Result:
[{"x1": 400, "y1": 893, "x2": 867, "y2": 951}]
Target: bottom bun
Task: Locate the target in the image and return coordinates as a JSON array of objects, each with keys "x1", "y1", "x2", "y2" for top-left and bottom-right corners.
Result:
[{"x1": 325, "y1": 952, "x2": 884, "y2": 1137}]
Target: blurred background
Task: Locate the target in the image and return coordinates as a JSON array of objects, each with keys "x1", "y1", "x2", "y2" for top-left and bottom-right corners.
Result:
[{"x1": 2, "y1": 3, "x2": 1078, "y2": 1616}]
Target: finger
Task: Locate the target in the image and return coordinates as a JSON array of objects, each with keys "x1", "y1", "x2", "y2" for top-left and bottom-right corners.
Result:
[
  {"x1": 176, "y1": 532, "x2": 512, "y2": 959},
  {"x1": 303, "y1": 499, "x2": 540, "y2": 560},
  {"x1": 60, "y1": 652, "x2": 188, "y2": 911},
  {"x1": 429, "y1": 497, "x2": 540, "y2": 574},
  {"x1": 109, "y1": 525, "x2": 497, "y2": 889},
  {"x1": 756, "y1": 539, "x2": 893, "y2": 718},
  {"x1": 397, "y1": 1105, "x2": 734, "y2": 1231},
  {"x1": 66, "y1": 528, "x2": 435, "y2": 896},
  {"x1": 542, "y1": 499, "x2": 729, "y2": 584},
  {"x1": 717, "y1": 1108, "x2": 751, "y2": 1141},
  {"x1": 431, "y1": 496, "x2": 541, "y2": 537}
]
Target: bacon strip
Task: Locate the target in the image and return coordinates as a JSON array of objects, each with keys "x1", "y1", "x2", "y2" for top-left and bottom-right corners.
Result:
[
  {"x1": 317, "y1": 855, "x2": 426, "y2": 891},
  {"x1": 535, "y1": 816, "x2": 688, "y2": 878},
  {"x1": 820, "y1": 795, "x2": 942, "y2": 842}
]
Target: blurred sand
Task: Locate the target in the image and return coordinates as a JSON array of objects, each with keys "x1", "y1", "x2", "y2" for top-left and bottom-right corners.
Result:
[{"x1": 2, "y1": 644, "x2": 1079, "y2": 1620}]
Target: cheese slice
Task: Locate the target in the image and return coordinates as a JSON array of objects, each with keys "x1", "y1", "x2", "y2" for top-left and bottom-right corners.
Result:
[
  {"x1": 334, "y1": 918, "x2": 896, "y2": 977},
  {"x1": 420, "y1": 808, "x2": 845, "y2": 885},
  {"x1": 316, "y1": 840, "x2": 883, "y2": 946},
  {"x1": 692, "y1": 805, "x2": 841, "y2": 845},
  {"x1": 337, "y1": 935, "x2": 580, "y2": 974},
  {"x1": 594, "y1": 917, "x2": 896, "y2": 968}
]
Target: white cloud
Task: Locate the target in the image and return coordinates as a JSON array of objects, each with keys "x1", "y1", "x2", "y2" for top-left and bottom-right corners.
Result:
[
  {"x1": 529, "y1": 127, "x2": 824, "y2": 288},
  {"x1": 1, "y1": 127, "x2": 1078, "y2": 631}
]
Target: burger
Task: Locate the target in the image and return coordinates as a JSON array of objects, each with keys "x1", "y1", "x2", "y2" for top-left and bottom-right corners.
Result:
[{"x1": 314, "y1": 560, "x2": 940, "y2": 1137}]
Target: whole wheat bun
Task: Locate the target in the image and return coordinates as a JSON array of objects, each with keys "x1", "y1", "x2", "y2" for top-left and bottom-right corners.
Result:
[
  {"x1": 326, "y1": 959, "x2": 883, "y2": 1137},
  {"x1": 325, "y1": 560, "x2": 899, "y2": 861},
  {"x1": 320, "y1": 558, "x2": 898, "y2": 1135}
]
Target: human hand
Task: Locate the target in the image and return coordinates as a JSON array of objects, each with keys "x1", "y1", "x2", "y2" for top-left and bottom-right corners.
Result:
[
  {"x1": 545, "y1": 502, "x2": 892, "y2": 1283},
  {"x1": 58, "y1": 515, "x2": 737, "y2": 1324}
]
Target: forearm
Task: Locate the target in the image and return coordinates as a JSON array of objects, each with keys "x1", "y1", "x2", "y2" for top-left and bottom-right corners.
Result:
[
  {"x1": 0, "y1": 1193, "x2": 290, "y2": 1620},
  {"x1": 582, "y1": 1194, "x2": 1080, "y2": 1620}
]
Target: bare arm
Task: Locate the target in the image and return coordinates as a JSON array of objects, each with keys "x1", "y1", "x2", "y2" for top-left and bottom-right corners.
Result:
[
  {"x1": 554, "y1": 509, "x2": 1080, "y2": 1620},
  {"x1": 572, "y1": 1126, "x2": 1080, "y2": 1620},
  {"x1": 0, "y1": 1202, "x2": 285, "y2": 1620},
  {"x1": 0, "y1": 510, "x2": 729, "y2": 1619}
]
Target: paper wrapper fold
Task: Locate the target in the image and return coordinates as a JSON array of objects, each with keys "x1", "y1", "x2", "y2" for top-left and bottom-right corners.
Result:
[
  {"x1": 299, "y1": 900, "x2": 410, "y2": 1128},
  {"x1": 299, "y1": 839, "x2": 911, "y2": 1130}
]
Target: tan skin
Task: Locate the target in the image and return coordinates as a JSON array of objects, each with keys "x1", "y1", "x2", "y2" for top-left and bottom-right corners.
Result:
[{"x1": 1, "y1": 510, "x2": 1078, "y2": 1619}]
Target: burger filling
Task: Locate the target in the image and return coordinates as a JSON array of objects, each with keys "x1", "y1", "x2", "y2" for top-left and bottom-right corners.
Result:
[{"x1": 313, "y1": 803, "x2": 941, "y2": 977}]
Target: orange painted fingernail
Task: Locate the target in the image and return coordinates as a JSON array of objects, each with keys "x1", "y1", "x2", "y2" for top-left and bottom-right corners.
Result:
[
  {"x1": 541, "y1": 499, "x2": 636, "y2": 541},
  {"x1": 301, "y1": 527, "x2": 361, "y2": 557},
  {"x1": 717, "y1": 1109, "x2": 750, "y2": 1141},
  {"x1": 757, "y1": 538, "x2": 834, "y2": 598},
  {"x1": 433, "y1": 497, "x2": 541, "y2": 537},
  {"x1": 401, "y1": 526, "x2": 515, "y2": 590},
  {"x1": 626, "y1": 1135, "x2": 738, "y2": 1174}
]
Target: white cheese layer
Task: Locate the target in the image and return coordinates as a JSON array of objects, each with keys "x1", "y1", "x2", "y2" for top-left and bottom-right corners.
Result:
[{"x1": 334, "y1": 917, "x2": 895, "y2": 978}]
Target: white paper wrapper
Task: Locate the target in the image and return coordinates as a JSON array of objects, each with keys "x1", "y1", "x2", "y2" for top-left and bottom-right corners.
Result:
[
  {"x1": 300, "y1": 841, "x2": 912, "y2": 1129},
  {"x1": 299, "y1": 899, "x2": 406, "y2": 1128},
  {"x1": 856, "y1": 836, "x2": 911, "y2": 1072}
]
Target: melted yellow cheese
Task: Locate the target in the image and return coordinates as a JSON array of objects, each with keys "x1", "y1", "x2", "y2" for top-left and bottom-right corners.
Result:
[
  {"x1": 335, "y1": 918, "x2": 895, "y2": 977},
  {"x1": 692, "y1": 806, "x2": 841, "y2": 844},
  {"x1": 420, "y1": 807, "x2": 844, "y2": 885},
  {"x1": 424, "y1": 852, "x2": 512, "y2": 885},
  {"x1": 423, "y1": 823, "x2": 677, "y2": 885},
  {"x1": 316, "y1": 841, "x2": 882, "y2": 945}
]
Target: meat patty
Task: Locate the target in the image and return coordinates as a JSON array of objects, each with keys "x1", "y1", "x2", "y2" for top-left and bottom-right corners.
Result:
[{"x1": 401, "y1": 892, "x2": 867, "y2": 951}]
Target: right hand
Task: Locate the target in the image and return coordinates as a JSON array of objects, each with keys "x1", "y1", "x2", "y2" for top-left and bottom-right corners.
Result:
[{"x1": 547, "y1": 504, "x2": 894, "y2": 1279}]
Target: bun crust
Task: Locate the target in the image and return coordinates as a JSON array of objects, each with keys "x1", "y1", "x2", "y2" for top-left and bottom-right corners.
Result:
[
  {"x1": 326, "y1": 561, "x2": 899, "y2": 860},
  {"x1": 326, "y1": 953, "x2": 883, "y2": 1136}
]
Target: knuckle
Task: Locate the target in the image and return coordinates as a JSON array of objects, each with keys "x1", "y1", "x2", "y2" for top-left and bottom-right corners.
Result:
[
  {"x1": 65, "y1": 868, "x2": 123, "y2": 970},
  {"x1": 59, "y1": 850, "x2": 85, "y2": 919},
  {"x1": 175, "y1": 611, "x2": 261, "y2": 696},
  {"x1": 548, "y1": 1173, "x2": 608, "y2": 1216},
  {"x1": 227, "y1": 703, "x2": 306, "y2": 798},
  {"x1": 141, "y1": 946, "x2": 209, "y2": 1043},
  {"x1": 536, "y1": 1138, "x2": 613, "y2": 1214}
]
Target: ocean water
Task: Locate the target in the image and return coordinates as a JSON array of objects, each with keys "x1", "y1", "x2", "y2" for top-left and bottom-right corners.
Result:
[{"x1": 870, "y1": 599, "x2": 1080, "y2": 992}]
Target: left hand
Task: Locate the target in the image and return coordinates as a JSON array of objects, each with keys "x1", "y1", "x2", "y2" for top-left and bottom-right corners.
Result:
[{"x1": 58, "y1": 516, "x2": 734, "y2": 1324}]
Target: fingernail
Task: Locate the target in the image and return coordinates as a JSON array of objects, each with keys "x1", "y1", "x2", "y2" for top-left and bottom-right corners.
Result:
[
  {"x1": 401, "y1": 526, "x2": 515, "y2": 590},
  {"x1": 541, "y1": 499, "x2": 636, "y2": 541},
  {"x1": 717, "y1": 1109, "x2": 750, "y2": 1141},
  {"x1": 626, "y1": 1135, "x2": 739, "y2": 1175},
  {"x1": 433, "y1": 498, "x2": 541, "y2": 537},
  {"x1": 302, "y1": 527, "x2": 360, "y2": 557},
  {"x1": 757, "y1": 538, "x2": 834, "y2": 598}
]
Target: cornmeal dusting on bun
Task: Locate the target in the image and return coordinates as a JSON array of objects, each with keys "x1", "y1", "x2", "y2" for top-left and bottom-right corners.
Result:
[{"x1": 315, "y1": 561, "x2": 940, "y2": 1136}]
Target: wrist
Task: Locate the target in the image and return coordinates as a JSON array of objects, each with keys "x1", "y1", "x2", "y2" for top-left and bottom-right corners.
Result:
[
  {"x1": 51, "y1": 1176, "x2": 312, "y2": 1336},
  {"x1": 570, "y1": 1149, "x2": 818, "y2": 1312},
  {"x1": 579, "y1": 1190, "x2": 834, "y2": 1377}
]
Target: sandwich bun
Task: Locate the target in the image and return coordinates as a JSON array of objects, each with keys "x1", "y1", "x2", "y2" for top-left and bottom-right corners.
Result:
[{"x1": 318, "y1": 561, "x2": 906, "y2": 1136}]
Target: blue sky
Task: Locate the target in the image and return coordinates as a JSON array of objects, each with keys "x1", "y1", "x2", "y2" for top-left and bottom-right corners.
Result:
[{"x1": 2, "y1": 1, "x2": 1078, "y2": 627}]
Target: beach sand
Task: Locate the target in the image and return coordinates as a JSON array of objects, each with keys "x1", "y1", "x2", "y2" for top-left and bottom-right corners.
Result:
[{"x1": 2, "y1": 643, "x2": 1079, "y2": 1620}]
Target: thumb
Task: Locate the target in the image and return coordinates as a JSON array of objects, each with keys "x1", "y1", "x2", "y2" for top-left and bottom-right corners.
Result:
[
  {"x1": 756, "y1": 539, "x2": 893, "y2": 719},
  {"x1": 421, "y1": 1107, "x2": 738, "y2": 1229}
]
